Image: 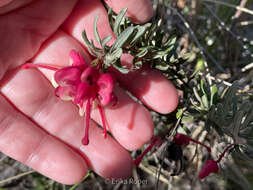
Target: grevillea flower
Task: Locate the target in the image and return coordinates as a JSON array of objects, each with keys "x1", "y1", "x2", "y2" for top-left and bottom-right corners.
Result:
[
  {"x1": 22, "y1": 50, "x2": 117, "y2": 145},
  {"x1": 133, "y1": 136, "x2": 163, "y2": 165},
  {"x1": 198, "y1": 159, "x2": 219, "y2": 179},
  {"x1": 198, "y1": 144, "x2": 235, "y2": 179},
  {"x1": 174, "y1": 133, "x2": 211, "y2": 153}
]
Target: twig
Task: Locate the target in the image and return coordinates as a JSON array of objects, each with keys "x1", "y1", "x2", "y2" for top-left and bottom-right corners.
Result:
[
  {"x1": 241, "y1": 62, "x2": 253, "y2": 72},
  {"x1": 0, "y1": 155, "x2": 7, "y2": 163},
  {"x1": 237, "y1": 20, "x2": 253, "y2": 26},
  {"x1": 202, "y1": 0, "x2": 253, "y2": 16},
  {"x1": 203, "y1": 3, "x2": 245, "y2": 48},
  {"x1": 167, "y1": 5, "x2": 226, "y2": 73},
  {"x1": 138, "y1": 163, "x2": 170, "y2": 184},
  {"x1": 197, "y1": 72, "x2": 232, "y2": 86},
  {"x1": 234, "y1": 0, "x2": 248, "y2": 19},
  {"x1": 0, "y1": 170, "x2": 35, "y2": 185}
]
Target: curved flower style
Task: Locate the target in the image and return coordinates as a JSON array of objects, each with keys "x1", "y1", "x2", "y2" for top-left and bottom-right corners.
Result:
[
  {"x1": 133, "y1": 136, "x2": 163, "y2": 166},
  {"x1": 174, "y1": 133, "x2": 211, "y2": 153},
  {"x1": 22, "y1": 50, "x2": 117, "y2": 145}
]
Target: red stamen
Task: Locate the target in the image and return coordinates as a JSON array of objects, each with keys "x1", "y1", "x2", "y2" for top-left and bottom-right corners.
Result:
[
  {"x1": 82, "y1": 99, "x2": 91, "y2": 145},
  {"x1": 174, "y1": 133, "x2": 211, "y2": 153},
  {"x1": 216, "y1": 144, "x2": 235, "y2": 163},
  {"x1": 98, "y1": 104, "x2": 107, "y2": 138},
  {"x1": 189, "y1": 138, "x2": 211, "y2": 153},
  {"x1": 21, "y1": 63, "x2": 59, "y2": 71}
]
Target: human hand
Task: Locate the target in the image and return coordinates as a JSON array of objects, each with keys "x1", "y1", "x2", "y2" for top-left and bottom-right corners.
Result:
[{"x1": 0, "y1": 0, "x2": 178, "y2": 184}]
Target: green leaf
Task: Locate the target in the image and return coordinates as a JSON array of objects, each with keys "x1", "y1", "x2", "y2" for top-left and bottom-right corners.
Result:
[
  {"x1": 164, "y1": 36, "x2": 177, "y2": 47},
  {"x1": 155, "y1": 61, "x2": 170, "y2": 71},
  {"x1": 69, "y1": 171, "x2": 91, "y2": 190},
  {"x1": 101, "y1": 35, "x2": 112, "y2": 48},
  {"x1": 232, "y1": 110, "x2": 244, "y2": 139},
  {"x1": 113, "y1": 8, "x2": 128, "y2": 36},
  {"x1": 176, "y1": 109, "x2": 183, "y2": 119},
  {"x1": 110, "y1": 26, "x2": 135, "y2": 52},
  {"x1": 193, "y1": 87, "x2": 204, "y2": 109},
  {"x1": 82, "y1": 30, "x2": 92, "y2": 48},
  {"x1": 210, "y1": 85, "x2": 217, "y2": 106},
  {"x1": 104, "y1": 48, "x2": 123, "y2": 67},
  {"x1": 86, "y1": 46, "x2": 97, "y2": 57},
  {"x1": 200, "y1": 79, "x2": 207, "y2": 96},
  {"x1": 136, "y1": 47, "x2": 149, "y2": 57},
  {"x1": 201, "y1": 94, "x2": 209, "y2": 109},
  {"x1": 130, "y1": 23, "x2": 151, "y2": 45},
  {"x1": 113, "y1": 60, "x2": 129, "y2": 74},
  {"x1": 93, "y1": 15, "x2": 101, "y2": 46},
  {"x1": 241, "y1": 104, "x2": 253, "y2": 129}
]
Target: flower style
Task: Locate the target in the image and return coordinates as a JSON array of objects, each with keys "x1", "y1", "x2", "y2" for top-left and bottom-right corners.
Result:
[
  {"x1": 133, "y1": 136, "x2": 163, "y2": 165},
  {"x1": 174, "y1": 133, "x2": 211, "y2": 153},
  {"x1": 22, "y1": 50, "x2": 117, "y2": 145}
]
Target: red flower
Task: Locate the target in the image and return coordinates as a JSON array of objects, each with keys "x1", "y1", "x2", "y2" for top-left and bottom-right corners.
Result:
[
  {"x1": 198, "y1": 144, "x2": 235, "y2": 179},
  {"x1": 22, "y1": 50, "x2": 117, "y2": 145},
  {"x1": 198, "y1": 159, "x2": 219, "y2": 179}
]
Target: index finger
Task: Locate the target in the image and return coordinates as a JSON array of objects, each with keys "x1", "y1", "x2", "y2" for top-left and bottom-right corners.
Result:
[{"x1": 104, "y1": 0, "x2": 153, "y2": 23}]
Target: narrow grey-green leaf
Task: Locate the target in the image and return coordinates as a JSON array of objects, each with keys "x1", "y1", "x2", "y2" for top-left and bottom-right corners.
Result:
[
  {"x1": 233, "y1": 111, "x2": 244, "y2": 139},
  {"x1": 82, "y1": 30, "x2": 92, "y2": 47},
  {"x1": 201, "y1": 94, "x2": 209, "y2": 109},
  {"x1": 130, "y1": 23, "x2": 151, "y2": 45},
  {"x1": 136, "y1": 47, "x2": 149, "y2": 57},
  {"x1": 93, "y1": 15, "x2": 101, "y2": 45},
  {"x1": 87, "y1": 45, "x2": 97, "y2": 57},
  {"x1": 164, "y1": 36, "x2": 177, "y2": 47},
  {"x1": 90, "y1": 40, "x2": 103, "y2": 57},
  {"x1": 113, "y1": 60, "x2": 129, "y2": 74},
  {"x1": 114, "y1": 8, "x2": 128, "y2": 36},
  {"x1": 210, "y1": 85, "x2": 217, "y2": 106},
  {"x1": 133, "y1": 60, "x2": 142, "y2": 70},
  {"x1": 111, "y1": 26, "x2": 134, "y2": 52},
  {"x1": 101, "y1": 35, "x2": 112, "y2": 48},
  {"x1": 110, "y1": 48, "x2": 123, "y2": 61},
  {"x1": 241, "y1": 105, "x2": 253, "y2": 129},
  {"x1": 104, "y1": 48, "x2": 123, "y2": 67},
  {"x1": 193, "y1": 87, "x2": 204, "y2": 108}
]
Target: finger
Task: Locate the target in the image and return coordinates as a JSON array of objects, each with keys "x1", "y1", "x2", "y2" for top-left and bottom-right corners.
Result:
[
  {"x1": 1, "y1": 68, "x2": 133, "y2": 179},
  {"x1": 0, "y1": 94, "x2": 87, "y2": 184},
  {"x1": 112, "y1": 62, "x2": 179, "y2": 114},
  {"x1": 0, "y1": 0, "x2": 77, "y2": 78},
  {"x1": 104, "y1": 0, "x2": 153, "y2": 23},
  {"x1": 62, "y1": 0, "x2": 179, "y2": 114},
  {"x1": 0, "y1": 0, "x2": 33, "y2": 15},
  {"x1": 29, "y1": 30, "x2": 153, "y2": 150}
]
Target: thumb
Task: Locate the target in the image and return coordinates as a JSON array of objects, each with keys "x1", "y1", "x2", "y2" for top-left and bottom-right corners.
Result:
[{"x1": 0, "y1": 0, "x2": 13, "y2": 7}]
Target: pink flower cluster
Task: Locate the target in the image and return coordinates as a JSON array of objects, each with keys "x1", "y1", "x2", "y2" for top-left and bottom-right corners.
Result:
[
  {"x1": 22, "y1": 50, "x2": 117, "y2": 145},
  {"x1": 134, "y1": 133, "x2": 234, "y2": 179}
]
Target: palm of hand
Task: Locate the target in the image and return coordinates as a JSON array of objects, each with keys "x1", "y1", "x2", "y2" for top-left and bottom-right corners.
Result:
[{"x1": 0, "y1": 0, "x2": 178, "y2": 184}]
